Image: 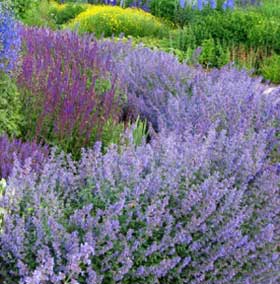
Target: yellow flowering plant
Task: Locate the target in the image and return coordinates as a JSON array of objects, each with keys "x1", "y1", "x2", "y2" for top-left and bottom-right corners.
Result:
[{"x1": 66, "y1": 5, "x2": 170, "y2": 38}]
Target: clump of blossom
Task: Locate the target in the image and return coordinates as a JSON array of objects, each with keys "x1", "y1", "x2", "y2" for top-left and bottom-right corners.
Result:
[
  {"x1": 117, "y1": 46, "x2": 197, "y2": 131},
  {"x1": 0, "y1": 3, "x2": 21, "y2": 73},
  {"x1": 1, "y1": 65, "x2": 279, "y2": 283},
  {"x1": 0, "y1": 135, "x2": 49, "y2": 179},
  {"x1": 157, "y1": 66, "x2": 280, "y2": 136},
  {"x1": 18, "y1": 27, "x2": 124, "y2": 158}
]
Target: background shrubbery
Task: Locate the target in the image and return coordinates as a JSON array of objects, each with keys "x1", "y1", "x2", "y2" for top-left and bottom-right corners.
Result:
[
  {"x1": 15, "y1": 0, "x2": 280, "y2": 83},
  {"x1": 49, "y1": 2, "x2": 87, "y2": 25},
  {"x1": 66, "y1": 5, "x2": 169, "y2": 38}
]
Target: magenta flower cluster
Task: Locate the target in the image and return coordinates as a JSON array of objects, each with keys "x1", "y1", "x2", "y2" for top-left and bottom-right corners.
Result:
[{"x1": 18, "y1": 27, "x2": 122, "y2": 156}]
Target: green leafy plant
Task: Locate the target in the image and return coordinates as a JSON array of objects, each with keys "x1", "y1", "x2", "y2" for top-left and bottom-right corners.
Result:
[
  {"x1": 149, "y1": 0, "x2": 178, "y2": 21},
  {"x1": 23, "y1": 0, "x2": 57, "y2": 28},
  {"x1": 49, "y1": 3, "x2": 86, "y2": 25},
  {"x1": 132, "y1": 116, "x2": 148, "y2": 146},
  {"x1": 0, "y1": 73, "x2": 23, "y2": 137},
  {"x1": 101, "y1": 119, "x2": 125, "y2": 150},
  {"x1": 0, "y1": 0, "x2": 37, "y2": 19},
  {"x1": 199, "y1": 38, "x2": 230, "y2": 68},
  {"x1": 0, "y1": 178, "x2": 6, "y2": 232},
  {"x1": 261, "y1": 53, "x2": 280, "y2": 83},
  {"x1": 101, "y1": 116, "x2": 148, "y2": 152}
]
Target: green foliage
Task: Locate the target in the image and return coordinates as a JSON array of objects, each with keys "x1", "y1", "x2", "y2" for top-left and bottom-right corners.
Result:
[
  {"x1": 149, "y1": 0, "x2": 179, "y2": 21},
  {"x1": 199, "y1": 38, "x2": 230, "y2": 68},
  {"x1": 146, "y1": 6, "x2": 280, "y2": 81},
  {"x1": 0, "y1": 73, "x2": 22, "y2": 137},
  {"x1": 149, "y1": 0, "x2": 221, "y2": 26},
  {"x1": 94, "y1": 77, "x2": 112, "y2": 94},
  {"x1": 167, "y1": 27, "x2": 197, "y2": 53},
  {"x1": 101, "y1": 116, "x2": 148, "y2": 152},
  {"x1": 49, "y1": 3, "x2": 86, "y2": 25},
  {"x1": 23, "y1": 0, "x2": 57, "y2": 29},
  {"x1": 0, "y1": 0, "x2": 38, "y2": 19},
  {"x1": 249, "y1": 0, "x2": 280, "y2": 18},
  {"x1": 261, "y1": 53, "x2": 280, "y2": 84},
  {"x1": 0, "y1": 178, "x2": 6, "y2": 232},
  {"x1": 248, "y1": 17, "x2": 280, "y2": 53},
  {"x1": 132, "y1": 116, "x2": 148, "y2": 146},
  {"x1": 129, "y1": 36, "x2": 189, "y2": 62},
  {"x1": 169, "y1": 8, "x2": 280, "y2": 53},
  {"x1": 101, "y1": 119, "x2": 125, "y2": 150},
  {"x1": 189, "y1": 10, "x2": 258, "y2": 46}
]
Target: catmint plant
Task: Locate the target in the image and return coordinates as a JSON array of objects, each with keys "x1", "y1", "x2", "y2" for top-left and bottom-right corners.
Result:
[
  {"x1": 0, "y1": 64, "x2": 279, "y2": 284},
  {"x1": 0, "y1": 135, "x2": 49, "y2": 179},
  {"x1": 117, "y1": 46, "x2": 197, "y2": 131}
]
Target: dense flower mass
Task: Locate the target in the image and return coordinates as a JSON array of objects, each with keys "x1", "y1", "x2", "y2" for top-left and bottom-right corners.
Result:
[
  {"x1": 66, "y1": 5, "x2": 166, "y2": 38},
  {"x1": 0, "y1": 63, "x2": 279, "y2": 283},
  {"x1": 0, "y1": 1, "x2": 279, "y2": 281},
  {"x1": 18, "y1": 27, "x2": 124, "y2": 157},
  {"x1": 0, "y1": 3, "x2": 21, "y2": 73},
  {"x1": 0, "y1": 135, "x2": 49, "y2": 179},
  {"x1": 117, "y1": 46, "x2": 197, "y2": 130}
]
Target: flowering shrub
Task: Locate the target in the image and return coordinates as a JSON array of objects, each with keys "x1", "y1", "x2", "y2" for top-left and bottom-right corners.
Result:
[
  {"x1": 18, "y1": 27, "x2": 124, "y2": 158},
  {"x1": 117, "y1": 46, "x2": 197, "y2": 130},
  {"x1": 156, "y1": 66, "x2": 280, "y2": 135},
  {"x1": 66, "y1": 5, "x2": 168, "y2": 38},
  {"x1": 0, "y1": 64, "x2": 279, "y2": 283},
  {"x1": 0, "y1": 135, "x2": 49, "y2": 179},
  {"x1": 0, "y1": 2, "x2": 21, "y2": 73}
]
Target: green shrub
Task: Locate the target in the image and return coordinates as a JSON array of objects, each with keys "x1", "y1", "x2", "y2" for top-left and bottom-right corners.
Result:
[
  {"x1": 261, "y1": 53, "x2": 280, "y2": 84},
  {"x1": 149, "y1": 0, "x2": 179, "y2": 21},
  {"x1": 249, "y1": 0, "x2": 280, "y2": 18},
  {"x1": 0, "y1": 73, "x2": 23, "y2": 137},
  {"x1": 190, "y1": 10, "x2": 260, "y2": 46},
  {"x1": 199, "y1": 38, "x2": 230, "y2": 68},
  {"x1": 170, "y1": 26, "x2": 198, "y2": 51},
  {"x1": 23, "y1": 0, "x2": 57, "y2": 29},
  {"x1": 0, "y1": 0, "x2": 38, "y2": 19},
  {"x1": 159, "y1": 8, "x2": 280, "y2": 75},
  {"x1": 149, "y1": 0, "x2": 217, "y2": 26},
  {"x1": 49, "y1": 3, "x2": 86, "y2": 25},
  {"x1": 248, "y1": 17, "x2": 280, "y2": 53}
]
